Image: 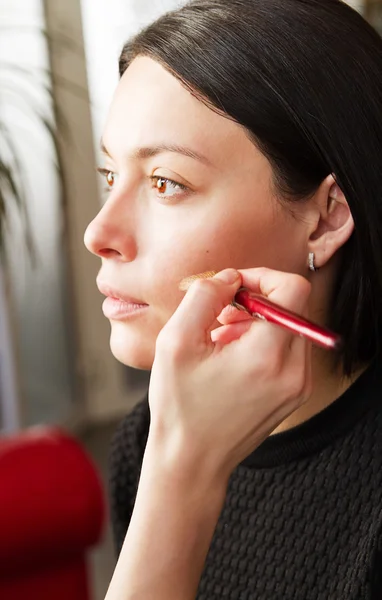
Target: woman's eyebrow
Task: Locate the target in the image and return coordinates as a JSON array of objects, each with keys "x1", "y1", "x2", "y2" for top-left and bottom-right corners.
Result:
[{"x1": 100, "y1": 139, "x2": 212, "y2": 167}]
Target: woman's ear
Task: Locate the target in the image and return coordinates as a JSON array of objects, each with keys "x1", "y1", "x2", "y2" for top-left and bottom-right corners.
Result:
[{"x1": 308, "y1": 174, "x2": 354, "y2": 268}]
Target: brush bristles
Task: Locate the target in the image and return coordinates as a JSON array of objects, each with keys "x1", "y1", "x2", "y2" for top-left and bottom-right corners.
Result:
[{"x1": 179, "y1": 271, "x2": 217, "y2": 291}]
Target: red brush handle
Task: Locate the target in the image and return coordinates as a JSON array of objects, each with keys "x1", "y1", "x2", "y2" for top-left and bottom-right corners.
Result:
[{"x1": 234, "y1": 289, "x2": 342, "y2": 351}]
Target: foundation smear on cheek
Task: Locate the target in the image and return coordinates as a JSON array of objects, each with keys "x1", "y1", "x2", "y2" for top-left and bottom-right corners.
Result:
[{"x1": 179, "y1": 271, "x2": 217, "y2": 291}]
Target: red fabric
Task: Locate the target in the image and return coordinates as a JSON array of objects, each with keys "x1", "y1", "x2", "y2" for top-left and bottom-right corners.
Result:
[
  {"x1": 0, "y1": 426, "x2": 106, "y2": 599},
  {"x1": 0, "y1": 554, "x2": 91, "y2": 600}
]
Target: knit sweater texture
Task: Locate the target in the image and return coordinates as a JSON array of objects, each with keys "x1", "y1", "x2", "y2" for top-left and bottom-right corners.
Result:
[{"x1": 109, "y1": 360, "x2": 382, "y2": 599}]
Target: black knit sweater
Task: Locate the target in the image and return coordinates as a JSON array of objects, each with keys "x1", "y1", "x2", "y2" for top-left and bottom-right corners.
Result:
[{"x1": 109, "y1": 360, "x2": 382, "y2": 599}]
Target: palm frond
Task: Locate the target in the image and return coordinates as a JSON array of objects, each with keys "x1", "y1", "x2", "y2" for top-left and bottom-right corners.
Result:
[
  {"x1": 0, "y1": 24, "x2": 82, "y2": 54},
  {"x1": 0, "y1": 62, "x2": 89, "y2": 102},
  {"x1": 0, "y1": 124, "x2": 37, "y2": 262},
  {"x1": 0, "y1": 22, "x2": 84, "y2": 259}
]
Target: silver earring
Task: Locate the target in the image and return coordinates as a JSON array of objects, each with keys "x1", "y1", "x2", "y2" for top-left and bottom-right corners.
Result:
[{"x1": 308, "y1": 252, "x2": 319, "y2": 272}]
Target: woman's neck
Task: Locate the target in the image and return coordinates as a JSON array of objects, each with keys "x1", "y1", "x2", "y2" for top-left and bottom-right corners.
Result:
[{"x1": 271, "y1": 352, "x2": 368, "y2": 435}]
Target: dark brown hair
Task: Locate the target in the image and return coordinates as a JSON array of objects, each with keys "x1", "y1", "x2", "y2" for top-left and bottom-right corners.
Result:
[{"x1": 119, "y1": 0, "x2": 382, "y2": 376}]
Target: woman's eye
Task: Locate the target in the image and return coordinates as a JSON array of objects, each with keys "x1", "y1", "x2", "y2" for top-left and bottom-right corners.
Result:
[
  {"x1": 97, "y1": 168, "x2": 117, "y2": 191},
  {"x1": 106, "y1": 171, "x2": 115, "y2": 187},
  {"x1": 96, "y1": 168, "x2": 188, "y2": 199},
  {"x1": 151, "y1": 176, "x2": 188, "y2": 199}
]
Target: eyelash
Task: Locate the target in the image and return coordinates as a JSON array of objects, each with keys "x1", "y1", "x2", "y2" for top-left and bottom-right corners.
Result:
[
  {"x1": 96, "y1": 168, "x2": 188, "y2": 197},
  {"x1": 96, "y1": 168, "x2": 115, "y2": 191}
]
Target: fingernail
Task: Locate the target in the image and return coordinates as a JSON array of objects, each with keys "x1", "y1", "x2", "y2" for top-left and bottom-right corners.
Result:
[{"x1": 214, "y1": 269, "x2": 240, "y2": 285}]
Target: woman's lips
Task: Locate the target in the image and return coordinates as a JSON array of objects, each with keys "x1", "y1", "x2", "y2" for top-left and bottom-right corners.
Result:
[
  {"x1": 102, "y1": 296, "x2": 149, "y2": 320},
  {"x1": 97, "y1": 281, "x2": 149, "y2": 320}
]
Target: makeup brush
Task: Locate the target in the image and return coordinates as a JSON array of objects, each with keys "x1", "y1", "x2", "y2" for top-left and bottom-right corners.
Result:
[{"x1": 179, "y1": 272, "x2": 342, "y2": 351}]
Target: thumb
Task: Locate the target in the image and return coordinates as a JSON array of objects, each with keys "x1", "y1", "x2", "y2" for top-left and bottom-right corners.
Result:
[{"x1": 165, "y1": 269, "x2": 242, "y2": 351}]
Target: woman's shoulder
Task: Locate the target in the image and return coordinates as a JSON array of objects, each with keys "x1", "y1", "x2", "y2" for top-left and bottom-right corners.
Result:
[
  {"x1": 109, "y1": 396, "x2": 150, "y2": 477},
  {"x1": 108, "y1": 396, "x2": 150, "y2": 554}
]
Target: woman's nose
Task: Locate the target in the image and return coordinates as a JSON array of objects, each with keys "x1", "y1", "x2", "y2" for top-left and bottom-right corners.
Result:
[{"x1": 84, "y1": 199, "x2": 137, "y2": 262}]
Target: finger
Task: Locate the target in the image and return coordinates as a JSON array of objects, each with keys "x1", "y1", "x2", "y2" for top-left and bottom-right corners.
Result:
[
  {"x1": 217, "y1": 304, "x2": 253, "y2": 325},
  {"x1": 234, "y1": 269, "x2": 312, "y2": 360},
  {"x1": 211, "y1": 319, "x2": 253, "y2": 345},
  {"x1": 238, "y1": 267, "x2": 311, "y2": 315},
  {"x1": 162, "y1": 269, "x2": 242, "y2": 351},
  {"x1": 288, "y1": 323, "x2": 313, "y2": 404}
]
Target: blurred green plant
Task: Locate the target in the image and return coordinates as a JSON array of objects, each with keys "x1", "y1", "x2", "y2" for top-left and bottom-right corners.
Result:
[{"x1": 0, "y1": 24, "x2": 86, "y2": 261}]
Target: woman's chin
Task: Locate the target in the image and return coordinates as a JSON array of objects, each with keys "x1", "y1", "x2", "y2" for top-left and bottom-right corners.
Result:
[{"x1": 109, "y1": 325, "x2": 155, "y2": 370}]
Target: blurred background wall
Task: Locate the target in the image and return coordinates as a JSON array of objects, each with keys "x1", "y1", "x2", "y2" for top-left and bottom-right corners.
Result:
[
  {"x1": 0, "y1": 1, "x2": 189, "y2": 434},
  {"x1": 0, "y1": 0, "x2": 75, "y2": 430}
]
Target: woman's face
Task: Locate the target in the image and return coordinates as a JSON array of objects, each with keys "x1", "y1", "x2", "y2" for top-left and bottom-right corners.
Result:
[{"x1": 84, "y1": 56, "x2": 311, "y2": 369}]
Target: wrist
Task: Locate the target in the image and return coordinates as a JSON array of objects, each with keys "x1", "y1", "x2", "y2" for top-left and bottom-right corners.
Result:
[
  {"x1": 105, "y1": 426, "x2": 229, "y2": 600},
  {"x1": 144, "y1": 425, "x2": 230, "y2": 507}
]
